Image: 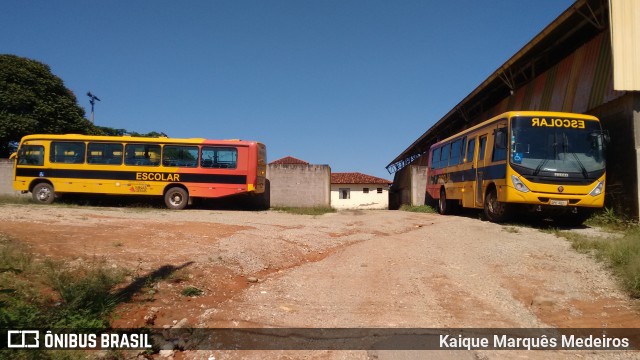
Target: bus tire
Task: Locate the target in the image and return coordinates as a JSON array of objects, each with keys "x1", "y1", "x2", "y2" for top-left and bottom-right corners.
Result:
[
  {"x1": 484, "y1": 187, "x2": 510, "y2": 223},
  {"x1": 438, "y1": 188, "x2": 452, "y2": 215},
  {"x1": 32, "y1": 183, "x2": 55, "y2": 205},
  {"x1": 164, "y1": 187, "x2": 189, "y2": 210}
]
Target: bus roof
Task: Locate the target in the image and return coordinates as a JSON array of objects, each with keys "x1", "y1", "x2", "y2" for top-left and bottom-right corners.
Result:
[
  {"x1": 19, "y1": 134, "x2": 261, "y2": 146},
  {"x1": 430, "y1": 111, "x2": 599, "y2": 148}
]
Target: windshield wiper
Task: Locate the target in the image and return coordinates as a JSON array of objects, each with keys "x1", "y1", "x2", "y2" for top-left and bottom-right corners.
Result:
[
  {"x1": 570, "y1": 152, "x2": 589, "y2": 179},
  {"x1": 533, "y1": 158, "x2": 548, "y2": 176}
]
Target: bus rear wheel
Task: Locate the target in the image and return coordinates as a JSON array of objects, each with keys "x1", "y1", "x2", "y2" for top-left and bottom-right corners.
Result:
[
  {"x1": 164, "y1": 187, "x2": 189, "y2": 210},
  {"x1": 32, "y1": 183, "x2": 55, "y2": 204},
  {"x1": 484, "y1": 188, "x2": 510, "y2": 223},
  {"x1": 438, "y1": 188, "x2": 456, "y2": 215}
]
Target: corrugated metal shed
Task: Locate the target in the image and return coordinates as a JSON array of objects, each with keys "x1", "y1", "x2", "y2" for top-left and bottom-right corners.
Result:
[{"x1": 387, "y1": 0, "x2": 626, "y2": 174}]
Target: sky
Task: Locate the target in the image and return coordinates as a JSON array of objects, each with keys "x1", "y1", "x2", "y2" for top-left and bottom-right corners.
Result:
[{"x1": 1, "y1": 0, "x2": 574, "y2": 180}]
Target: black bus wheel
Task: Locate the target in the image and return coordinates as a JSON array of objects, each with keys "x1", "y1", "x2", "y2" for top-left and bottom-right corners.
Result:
[
  {"x1": 32, "y1": 183, "x2": 55, "y2": 204},
  {"x1": 438, "y1": 188, "x2": 449, "y2": 215},
  {"x1": 164, "y1": 187, "x2": 189, "y2": 210},
  {"x1": 484, "y1": 188, "x2": 510, "y2": 223}
]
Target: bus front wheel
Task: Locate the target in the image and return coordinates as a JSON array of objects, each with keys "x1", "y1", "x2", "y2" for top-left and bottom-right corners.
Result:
[
  {"x1": 164, "y1": 187, "x2": 189, "y2": 210},
  {"x1": 484, "y1": 188, "x2": 510, "y2": 223},
  {"x1": 32, "y1": 183, "x2": 55, "y2": 205}
]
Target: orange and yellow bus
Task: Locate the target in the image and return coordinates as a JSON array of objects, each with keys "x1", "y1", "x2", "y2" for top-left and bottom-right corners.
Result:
[
  {"x1": 11, "y1": 134, "x2": 266, "y2": 209},
  {"x1": 427, "y1": 111, "x2": 607, "y2": 224}
]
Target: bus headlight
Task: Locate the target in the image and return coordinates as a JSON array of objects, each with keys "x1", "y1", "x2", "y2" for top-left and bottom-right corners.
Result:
[
  {"x1": 589, "y1": 181, "x2": 604, "y2": 196},
  {"x1": 511, "y1": 175, "x2": 529, "y2": 193}
]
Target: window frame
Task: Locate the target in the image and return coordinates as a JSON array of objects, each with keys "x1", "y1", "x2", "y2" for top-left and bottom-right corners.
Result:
[
  {"x1": 162, "y1": 144, "x2": 199, "y2": 168},
  {"x1": 87, "y1": 142, "x2": 123, "y2": 165},
  {"x1": 124, "y1": 143, "x2": 161, "y2": 167},
  {"x1": 50, "y1": 141, "x2": 86, "y2": 164},
  {"x1": 17, "y1": 145, "x2": 45, "y2": 166},
  {"x1": 466, "y1": 138, "x2": 476, "y2": 163},
  {"x1": 200, "y1": 146, "x2": 238, "y2": 169},
  {"x1": 339, "y1": 188, "x2": 351, "y2": 199}
]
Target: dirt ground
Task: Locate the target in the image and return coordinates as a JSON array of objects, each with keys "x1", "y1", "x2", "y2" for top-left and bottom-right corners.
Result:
[{"x1": 1, "y1": 203, "x2": 639, "y2": 359}]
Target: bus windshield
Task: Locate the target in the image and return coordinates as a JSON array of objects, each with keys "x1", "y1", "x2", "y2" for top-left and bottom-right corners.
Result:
[{"x1": 510, "y1": 116, "x2": 605, "y2": 176}]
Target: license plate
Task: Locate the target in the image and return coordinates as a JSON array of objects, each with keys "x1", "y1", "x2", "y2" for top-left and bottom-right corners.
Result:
[{"x1": 550, "y1": 199, "x2": 568, "y2": 206}]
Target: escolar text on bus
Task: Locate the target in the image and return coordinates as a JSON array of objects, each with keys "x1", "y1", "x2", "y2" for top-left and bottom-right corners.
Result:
[
  {"x1": 530, "y1": 118, "x2": 586, "y2": 128},
  {"x1": 135, "y1": 172, "x2": 180, "y2": 181}
]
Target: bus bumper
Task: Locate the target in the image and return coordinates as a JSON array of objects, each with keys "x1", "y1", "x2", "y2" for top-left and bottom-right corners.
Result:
[{"x1": 504, "y1": 184, "x2": 605, "y2": 208}]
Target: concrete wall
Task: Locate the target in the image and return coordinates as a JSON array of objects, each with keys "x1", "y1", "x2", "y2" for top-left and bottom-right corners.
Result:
[
  {"x1": 266, "y1": 164, "x2": 331, "y2": 207},
  {"x1": 410, "y1": 165, "x2": 428, "y2": 206},
  {"x1": 330, "y1": 184, "x2": 388, "y2": 210},
  {"x1": 390, "y1": 158, "x2": 430, "y2": 209},
  {"x1": 0, "y1": 159, "x2": 21, "y2": 196}
]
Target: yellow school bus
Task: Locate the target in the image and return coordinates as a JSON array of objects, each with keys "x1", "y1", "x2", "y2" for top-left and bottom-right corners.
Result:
[
  {"x1": 11, "y1": 134, "x2": 267, "y2": 210},
  {"x1": 426, "y1": 111, "x2": 607, "y2": 224}
]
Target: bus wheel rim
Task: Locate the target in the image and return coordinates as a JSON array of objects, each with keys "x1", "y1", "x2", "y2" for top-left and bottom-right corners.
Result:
[
  {"x1": 170, "y1": 193, "x2": 183, "y2": 206},
  {"x1": 38, "y1": 188, "x2": 51, "y2": 201}
]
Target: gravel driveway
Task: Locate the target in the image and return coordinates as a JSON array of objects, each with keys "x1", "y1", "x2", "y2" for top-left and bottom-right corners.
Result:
[{"x1": 0, "y1": 204, "x2": 638, "y2": 359}]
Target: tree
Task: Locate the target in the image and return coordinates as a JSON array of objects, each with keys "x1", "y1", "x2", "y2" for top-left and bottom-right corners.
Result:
[{"x1": 0, "y1": 54, "x2": 97, "y2": 157}]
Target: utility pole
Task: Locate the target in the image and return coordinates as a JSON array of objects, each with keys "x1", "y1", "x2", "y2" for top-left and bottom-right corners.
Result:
[{"x1": 87, "y1": 92, "x2": 101, "y2": 123}]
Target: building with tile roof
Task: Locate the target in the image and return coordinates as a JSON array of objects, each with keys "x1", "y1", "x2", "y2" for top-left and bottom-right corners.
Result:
[{"x1": 330, "y1": 172, "x2": 392, "y2": 210}]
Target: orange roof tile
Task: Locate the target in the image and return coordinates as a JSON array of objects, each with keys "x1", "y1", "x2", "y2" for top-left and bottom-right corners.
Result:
[
  {"x1": 269, "y1": 156, "x2": 309, "y2": 165},
  {"x1": 331, "y1": 172, "x2": 392, "y2": 185}
]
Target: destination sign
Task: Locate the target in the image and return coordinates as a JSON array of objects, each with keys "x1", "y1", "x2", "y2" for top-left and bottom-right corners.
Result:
[{"x1": 531, "y1": 118, "x2": 586, "y2": 129}]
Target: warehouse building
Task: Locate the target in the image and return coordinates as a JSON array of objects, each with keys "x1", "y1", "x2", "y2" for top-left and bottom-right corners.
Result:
[{"x1": 387, "y1": 0, "x2": 640, "y2": 218}]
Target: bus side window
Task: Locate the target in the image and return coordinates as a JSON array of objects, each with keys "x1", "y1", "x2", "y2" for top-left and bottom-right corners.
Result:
[
  {"x1": 201, "y1": 147, "x2": 238, "y2": 169},
  {"x1": 440, "y1": 144, "x2": 450, "y2": 167},
  {"x1": 466, "y1": 138, "x2": 475, "y2": 163},
  {"x1": 450, "y1": 139, "x2": 462, "y2": 165},
  {"x1": 18, "y1": 145, "x2": 45, "y2": 166},
  {"x1": 431, "y1": 147, "x2": 441, "y2": 169},
  {"x1": 492, "y1": 128, "x2": 507, "y2": 162},
  {"x1": 478, "y1": 137, "x2": 487, "y2": 161},
  {"x1": 88, "y1": 143, "x2": 123, "y2": 165},
  {"x1": 50, "y1": 141, "x2": 86, "y2": 164}
]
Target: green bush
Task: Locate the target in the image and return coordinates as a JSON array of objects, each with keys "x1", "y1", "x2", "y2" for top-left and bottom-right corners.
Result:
[
  {"x1": 585, "y1": 207, "x2": 636, "y2": 231},
  {"x1": 181, "y1": 286, "x2": 203, "y2": 297},
  {"x1": 0, "y1": 235, "x2": 124, "y2": 329}
]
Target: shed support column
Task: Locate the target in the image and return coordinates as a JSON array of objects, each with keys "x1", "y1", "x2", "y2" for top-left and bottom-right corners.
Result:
[
  {"x1": 410, "y1": 165, "x2": 428, "y2": 206},
  {"x1": 634, "y1": 93, "x2": 640, "y2": 221}
]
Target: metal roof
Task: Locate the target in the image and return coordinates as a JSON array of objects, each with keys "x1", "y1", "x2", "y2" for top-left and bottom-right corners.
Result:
[{"x1": 387, "y1": 0, "x2": 608, "y2": 173}]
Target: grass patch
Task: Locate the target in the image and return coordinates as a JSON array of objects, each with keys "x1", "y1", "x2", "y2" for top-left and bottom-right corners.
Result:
[
  {"x1": 0, "y1": 234, "x2": 125, "y2": 329},
  {"x1": 272, "y1": 206, "x2": 336, "y2": 216},
  {"x1": 557, "y1": 226, "x2": 640, "y2": 298},
  {"x1": 0, "y1": 194, "x2": 32, "y2": 205},
  {"x1": 585, "y1": 207, "x2": 636, "y2": 231},
  {"x1": 399, "y1": 204, "x2": 437, "y2": 213},
  {"x1": 181, "y1": 286, "x2": 203, "y2": 297}
]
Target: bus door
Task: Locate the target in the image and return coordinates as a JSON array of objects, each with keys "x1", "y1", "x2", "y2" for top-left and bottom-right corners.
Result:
[{"x1": 475, "y1": 135, "x2": 488, "y2": 207}]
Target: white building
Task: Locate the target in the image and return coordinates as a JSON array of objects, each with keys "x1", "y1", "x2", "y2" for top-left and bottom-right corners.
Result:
[{"x1": 331, "y1": 172, "x2": 392, "y2": 210}]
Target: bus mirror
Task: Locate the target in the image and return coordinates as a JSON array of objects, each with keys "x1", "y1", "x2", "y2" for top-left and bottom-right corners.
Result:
[
  {"x1": 604, "y1": 133, "x2": 611, "y2": 145},
  {"x1": 9, "y1": 152, "x2": 17, "y2": 160}
]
